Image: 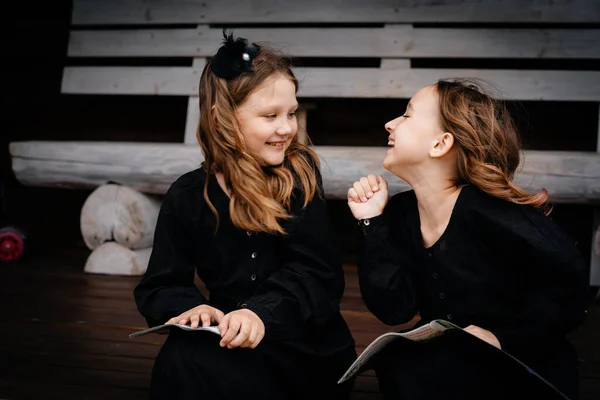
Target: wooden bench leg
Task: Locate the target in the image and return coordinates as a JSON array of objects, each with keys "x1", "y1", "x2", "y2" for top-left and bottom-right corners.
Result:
[
  {"x1": 591, "y1": 210, "x2": 600, "y2": 290},
  {"x1": 184, "y1": 58, "x2": 205, "y2": 145},
  {"x1": 592, "y1": 105, "x2": 600, "y2": 298},
  {"x1": 296, "y1": 106, "x2": 308, "y2": 144},
  {"x1": 184, "y1": 96, "x2": 200, "y2": 145}
]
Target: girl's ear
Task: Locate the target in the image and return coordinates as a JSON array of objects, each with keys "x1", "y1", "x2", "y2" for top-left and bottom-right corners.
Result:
[{"x1": 429, "y1": 132, "x2": 454, "y2": 158}]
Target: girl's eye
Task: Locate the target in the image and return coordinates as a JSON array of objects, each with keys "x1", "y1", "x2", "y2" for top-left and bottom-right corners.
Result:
[
  {"x1": 401, "y1": 114, "x2": 410, "y2": 118},
  {"x1": 289, "y1": 112, "x2": 296, "y2": 117},
  {"x1": 266, "y1": 114, "x2": 276, "y2": 119}
]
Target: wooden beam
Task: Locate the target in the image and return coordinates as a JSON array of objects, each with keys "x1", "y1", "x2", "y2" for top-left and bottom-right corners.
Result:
[
  {"x1": 71, "y1": 0, "x2": 600, "y2": 25},
  {"x1": 592, "y1": 211, "x2": 600, "y2": 287},
  {"x1": 62, "y1": 64, "x2": 205, "y2": 96},
  {"x1": 61, "y1": 66, "x2": 600, "y2": 101},
  {"x1": 80, "y1": 184, "x2": 161, "y2": 250},
  {"x1": 183, "y1": 58, "x2": 204, "y2": 144},
  {"x1": 184, "y1": 97, "x2": 199, "y2": 145},
  {"x1": 591, "y1": 105, "x2": 600, "y2": 287},
  {"x1": 10, "y1": 141, "x2": 600, "y2": 204},
  {"x1": 68, "y1": 25, "x2": 600, "y2": 59},
  {"x1": 296, "y1": 108, "x2": 308, "y2": 145},
  {"x1": 84, "y1": 242, "x2": 152, "y2": 276},
  {"x1": 380, "y1": 58, "x2": 411, "y2": 69}
]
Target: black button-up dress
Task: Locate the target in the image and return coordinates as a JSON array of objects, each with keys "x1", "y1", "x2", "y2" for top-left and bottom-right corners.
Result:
[
  {"x1": 357, "y1": 184, "x2": 588, "y2": 399},
  {"x1": 134, "y1": 166, "x2": 357, "y2": 399}
]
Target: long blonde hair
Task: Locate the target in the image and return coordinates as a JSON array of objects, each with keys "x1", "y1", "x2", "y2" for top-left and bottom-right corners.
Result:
[
  {"x1": 197, "y1": 45, "x2": 320, "y2": 235},
  {"x1": 435, "y1": 78, "x2": 550, "y2": 213}
]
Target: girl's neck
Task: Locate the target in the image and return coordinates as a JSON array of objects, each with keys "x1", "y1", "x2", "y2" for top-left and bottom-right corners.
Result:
[
  {"x1": 399, "y1": 162, "x2": 460, "y2": 224},
  {"x1": 413, "y1": 181, "x2": 461, "y2": 220},
  {"x1": 410, "y1": 176, "x2": 462, "y2": 248}
]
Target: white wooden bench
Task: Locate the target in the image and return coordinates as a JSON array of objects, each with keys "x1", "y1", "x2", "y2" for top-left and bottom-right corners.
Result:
[{"x1": 8, "y1": 0, "x2": 600, "y2": 287}]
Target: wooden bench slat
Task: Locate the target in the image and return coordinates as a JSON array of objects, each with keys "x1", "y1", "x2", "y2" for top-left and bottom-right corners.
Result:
[
  {"x1": 61, "y1": 66, "x2": 600, "y2": 101},
  {"x1": 71, "y1": 0, "x2": 600, "y2": 25},
  {"x1": 10, "y1": 141, "x2": 600, "y2": 204},
  {"x1": 68, "y1": 25, "x2": 600, "y2": 59},
  {"x1": 590, "y1": 107, "x2": 600, "y2": 287},
  {"x1": 62, "y1": 65, "x2": 206, "y2": 97}
]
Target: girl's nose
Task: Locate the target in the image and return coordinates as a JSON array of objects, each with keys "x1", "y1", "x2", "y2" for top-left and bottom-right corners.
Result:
[{"x1": 385, "y1": 119, "x2": 396, "y2": 133}]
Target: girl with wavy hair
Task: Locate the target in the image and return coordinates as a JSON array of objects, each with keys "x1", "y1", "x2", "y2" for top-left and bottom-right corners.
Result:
[
  {"x1": 135, "y1": 32, "x2": 356, "y2": 399},
  {"x1": 348, "y1": 78, "x2": 588, "y2": 399}
]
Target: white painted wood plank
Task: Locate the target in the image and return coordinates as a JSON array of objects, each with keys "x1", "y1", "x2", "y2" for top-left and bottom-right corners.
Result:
[
  {"x1": 184, "y1": 96, "x2": 200, "y2": 144},
  {"x1": 592, "y1": 210, "x2": 600, "y2": 287},
  {"x1": 10, "y1": 141, "x2": 204, "y2": 167},
  {"x1": 597, "y1": 104, "x2": 600, "y2": 153},
  {"x1": 61, "y1": 66, "x2": 600, "y2": 101},
  {"x1": 72, "y1": 0, "x2": 600, "y2": 25},
  {"x1": 62, "y1": 63, "x2": 206, "y2": 96},
  {"x1": 183, "y1": 58, "x2": 204, "y2": 144},
  {"x1": 68, "y1": 25, "x2": 600, "y2": 59},
  {"x1": 296, "y1": 107, "x2": 307, "y2": 144},
  {"x1": 10, "y1": 141, "x2": 600, "y2": 203},
  {"x1": 380, "y1": 59, "x2": 411, "y2": 69},
  {"x1": 296, "y1": 68, "x2": 600, "y2": 101},
  {"x1": 69, "y1": 26, "x2": 216, "y2": 58},
  {"x1": 591, "y1": 105, "x2": 600, "y2": 287}
]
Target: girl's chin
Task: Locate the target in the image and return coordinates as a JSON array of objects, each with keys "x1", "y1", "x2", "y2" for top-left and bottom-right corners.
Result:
[
  {"x1": 259, "y1": 152, "x2": 286, "y2": 167},
  {"x1": 383, "y1": 153, "x2": 395, "y2": 170}
]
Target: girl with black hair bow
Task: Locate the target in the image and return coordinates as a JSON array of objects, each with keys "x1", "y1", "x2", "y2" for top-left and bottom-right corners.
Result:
[{"x1": 134, "y1": 32, "x2": 357, "y2": 399}]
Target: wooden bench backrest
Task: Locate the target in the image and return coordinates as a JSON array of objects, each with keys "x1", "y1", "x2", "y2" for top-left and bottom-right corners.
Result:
[{"x1": 63, "y1": 0, "x2": 600, "y2": 143}]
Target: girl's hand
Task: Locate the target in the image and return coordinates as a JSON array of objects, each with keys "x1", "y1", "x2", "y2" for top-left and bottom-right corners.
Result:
[
  {"x1": 219, "y1": 309, "x2": 265, "y2": 349},
  {"x1": 348, "y1": 174, "x2": 389, "y2": 220},
  {"x1": 167, "y1": 304, "x2": 224, "y2": 328},
  {"x1": 464, "y1": 325, "x2": 501, "y2": 349}
]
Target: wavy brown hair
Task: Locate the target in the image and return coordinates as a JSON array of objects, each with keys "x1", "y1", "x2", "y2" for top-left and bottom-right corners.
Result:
[
  {"x1": 196, "y1": 45, "x2": 320, "y2": 235},
  {"x1": 435, "y1": 78, "x2": 550, "y2": 213}
]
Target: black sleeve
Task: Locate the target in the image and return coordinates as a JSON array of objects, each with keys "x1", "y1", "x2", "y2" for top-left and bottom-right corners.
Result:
[
  {"x1": 356, "y1": 193, "x2": 419, "y2": 325},
  {"x1": 243, "y1": 168, "x2": 345, "y2": 341},
  {"x1": 482, "y1": 204, "x2": 589, "y2": 355},
  {"x1": 133, "y1": 183, "x2": 208, "y2": 327}
]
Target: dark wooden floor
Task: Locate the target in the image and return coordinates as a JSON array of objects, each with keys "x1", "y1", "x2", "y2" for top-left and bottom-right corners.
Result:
[{"x1": 1, "y1": 247, "x2": 599, "y2": 400}]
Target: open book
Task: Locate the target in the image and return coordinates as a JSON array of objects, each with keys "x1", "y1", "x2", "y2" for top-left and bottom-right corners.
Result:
[
  {"x1": 338, "y1": 319, "x2": 459, "y2": 384},
  {"x1": 337, "y1": 319, "x2": 570, "y2": 399},
  {"x1": 129, "y1": 323, "x2": 221, "y2": 339}
]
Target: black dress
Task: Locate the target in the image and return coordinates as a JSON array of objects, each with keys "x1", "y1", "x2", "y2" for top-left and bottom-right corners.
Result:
[
  {"x1": 134, "y1": 166, "x2": 357, "y2": 400},
  {"x1": 357, "y1": 184, "x2": 589, "y2": 400}
]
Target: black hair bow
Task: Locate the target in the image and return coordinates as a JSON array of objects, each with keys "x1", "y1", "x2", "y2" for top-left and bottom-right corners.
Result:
[{"x1": 210, "y1": 30, "x2": 261, "y2": 80}]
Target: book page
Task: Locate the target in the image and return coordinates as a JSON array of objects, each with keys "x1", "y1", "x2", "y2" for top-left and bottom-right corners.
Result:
[
  {"x1": 129, "y1": 324, "x2": 221, "y2": 338},
  {"x1": 338, "y1": 320, "x2": 459, "y2": 384}
]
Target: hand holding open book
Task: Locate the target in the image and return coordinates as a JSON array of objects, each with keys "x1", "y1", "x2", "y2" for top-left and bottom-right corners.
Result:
[
  {"x1": 130, "y1": 310, "x2": 262, "y2": 349},
  {"x1": 140, "y1": 304, "x2": 264, "y2": 349}
]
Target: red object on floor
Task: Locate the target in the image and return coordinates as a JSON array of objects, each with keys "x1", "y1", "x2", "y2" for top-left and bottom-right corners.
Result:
[{"x1": 0, "y1": 227, "x2": 26, "y2": 263}]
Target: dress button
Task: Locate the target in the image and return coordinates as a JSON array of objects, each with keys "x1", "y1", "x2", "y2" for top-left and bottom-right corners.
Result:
[
  {"x1": 439, "y1": 292, "x2": 445, "y2": 299},
  {"x1": 246, "y1": 231, "x2": 252, "y2": 236},
  {"x1": 432, "y1": 272, "x2": 438, "y2": 279},
  {"x1": 447, "y1": 313, "x2": 453, "y2": 320},
  {"x1": 251, "y1": 252, "x2": 257, "y2": 259},
  {"x1": 427, "y1": 252, "x2": 432, "y2": 257},
  {"x1": 251, "y1": 273, "x2": 257, "y2": 281}
]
